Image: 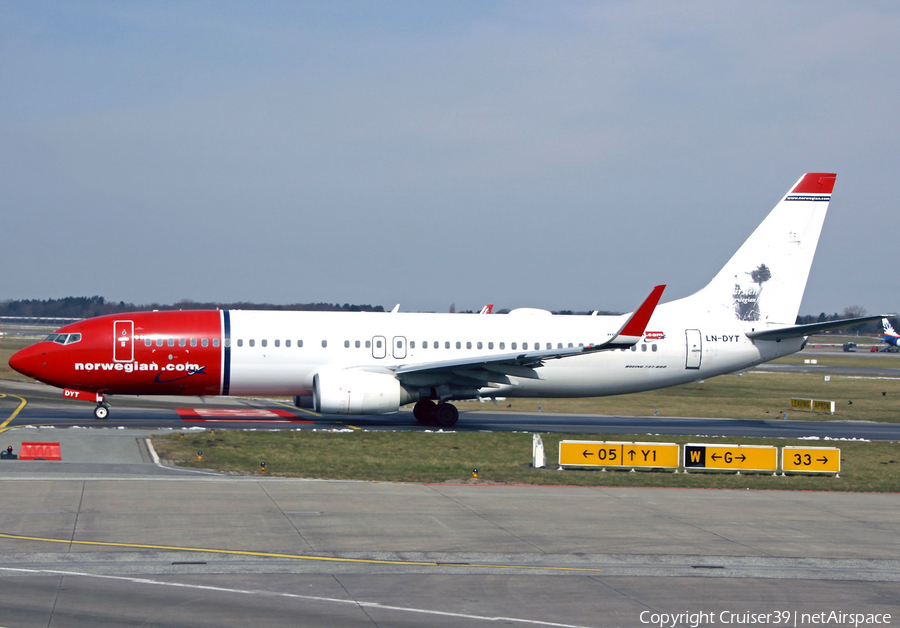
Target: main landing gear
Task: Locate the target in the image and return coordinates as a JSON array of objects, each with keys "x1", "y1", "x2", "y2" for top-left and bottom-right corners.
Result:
[{"x1": 413, "y1": 399, "x2": 459, "y2": 428}]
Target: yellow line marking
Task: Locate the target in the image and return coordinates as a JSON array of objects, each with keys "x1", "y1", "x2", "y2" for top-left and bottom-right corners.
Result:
[
  {"x1": 0, "y1": 394, "x2": 27, "y2": 434},
  {"x1": 0, "y1": 532, "x2": 601, "y2": 572},
  {"x1": 269, "y1": 399, "x2": 322, "y2": 418}
]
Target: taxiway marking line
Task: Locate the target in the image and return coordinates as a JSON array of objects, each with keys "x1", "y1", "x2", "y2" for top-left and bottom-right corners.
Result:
[
  {"x1": 0, "y1": 532, "x2": 602, "y2": 572},
  {"x1": 0, "y1": 394, "x2": 27, "y2": 434},
  {"x1": 268, "y1": 399, "x2": 360, "y2": 428},
  {"x1": 0, "y1": 567, "x2": 592, "y2": 628},
  {"x1": 270, "y1": 399, "x2": 322, "y2": 418}
]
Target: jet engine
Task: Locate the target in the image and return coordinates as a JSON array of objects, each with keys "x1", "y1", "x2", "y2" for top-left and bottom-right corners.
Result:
[{"x1": 313, "y1": 368, "x2": 406, "y2": 414}]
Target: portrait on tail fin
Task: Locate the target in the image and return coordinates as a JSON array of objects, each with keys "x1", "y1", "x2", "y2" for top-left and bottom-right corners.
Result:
[{"x1": 732, "y1": 263, "x2": 771, "y2": 321}]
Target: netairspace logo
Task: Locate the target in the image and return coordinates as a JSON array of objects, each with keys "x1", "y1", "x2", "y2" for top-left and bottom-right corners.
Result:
[{"x1": 640, "y1": 610, "x2": 892, "y2": 628}]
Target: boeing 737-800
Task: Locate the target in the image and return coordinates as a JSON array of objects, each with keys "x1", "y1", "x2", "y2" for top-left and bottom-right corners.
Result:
[{"x1": 9, "y1": 173, "x2": 885, "y2": 427}]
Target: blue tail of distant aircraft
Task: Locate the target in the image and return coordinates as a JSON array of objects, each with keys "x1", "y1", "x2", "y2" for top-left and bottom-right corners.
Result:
[{"x1": 883, "y1": 318, "x2": 900, "y2": 347}]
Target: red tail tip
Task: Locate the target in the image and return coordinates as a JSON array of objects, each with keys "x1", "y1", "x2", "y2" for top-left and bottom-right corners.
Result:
[{"x1": 791, "y1": 173, "x2": 836, "y2": 195}]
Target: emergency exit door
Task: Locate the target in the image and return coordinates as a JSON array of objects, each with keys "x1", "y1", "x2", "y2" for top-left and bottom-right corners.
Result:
[
  {"x1": 685, "y1": 329, "x2": 702, "y2": 369},
  {"x1": 114, "y1": 320, "x2": 134, "y2": 362}
]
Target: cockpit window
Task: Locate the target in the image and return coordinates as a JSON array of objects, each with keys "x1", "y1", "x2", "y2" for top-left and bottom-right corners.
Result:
[{"x1": 44, "y1": 333, "x2": 81, "y2": 345}]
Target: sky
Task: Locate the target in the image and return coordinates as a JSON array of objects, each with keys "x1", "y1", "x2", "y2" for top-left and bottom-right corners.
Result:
[{"x1": 2, "y1": 1, "x2": 899, "y2": 315}]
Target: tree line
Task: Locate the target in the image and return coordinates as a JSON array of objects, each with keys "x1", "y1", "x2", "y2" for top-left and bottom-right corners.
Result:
[
  {"x1": 0, "y1": 296, "x2": 384, "y2": 318},
  {"x1": 0, "y1": 297, "x2": 890, "y2": 334}
]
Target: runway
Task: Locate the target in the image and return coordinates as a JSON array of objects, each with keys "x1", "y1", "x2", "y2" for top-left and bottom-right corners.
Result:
[
  {"x1": 1, "y1": 375, "x2": 899, "y2": 625},
  {"x1": 3, "y1": 377, "x2": 900, "y2": 440},
  {"x1": 0, "y1": 431, "x2": 898, "y2": 627}
]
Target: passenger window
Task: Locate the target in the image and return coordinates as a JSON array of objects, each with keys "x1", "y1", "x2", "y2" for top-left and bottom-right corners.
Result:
[
  {"x1": 652, "y1": 344, "x2": 658, "y2": 352},
  {"x1": 249, "y1": 339, "x2": 255, "y2": 347},
  {"x1": 641, "y1": 344, "x2": 647, "y2": 352},
  {"x1": 523, "y1": 343, "x2": 528, "y2": 350},
  {"x1": 262, "y1": 339, "x2": 267, "y2": 347},
  {"x1": 630, "y1": 345, "x2": 636, "y2": 351},
  {"x1": 322, "y1": 340, "x2": 327, "y2": 348},
  {"x1": 156, "y1": 339, "x2": 164, "y2": 347},
  {"x1": 499, "y1": 342, "x2": 505, "y2": 350},
  {"x1": 202, "y1": 338, "x2": 209, "y2": 347},
  {"x1": 190, "y1": 338, "x2": 197, "y2": 347},
  {"x1": 456, "y1": 342, "x2": 461, "y2": 349},
  {"x1": 298, "y1": 340, "x2": 304, "y2": 347},
  {"x1": 344, "y1": 340, "x2": 350, "y2": 348},
  {"x1": 466, "y1": 342, "x2": 471, "y2": 349},
  {"x1": 512, "y1": 342, "x2": 517, "y2": 350},
  {"x1": 376, "y1": 339, "x2": 383, "y2": 348},
  {"x1": 237, "y1": 339, "x2": 244, "y2": 347},
  {"x1": 477, "y1": 342, "x2": 483, "y2": 349},
  {"x1": 213, "y1": 338, "x2": 220, "y2": 348},
  {"x1": 275, "y1": 339, "x2": 280, "y2": 347},
  {"x1": 145, "y1": 338, "x2": 152, "y2": 347},
  {"x1": 445, "y1": 341, "x2": 450, "y2": 349},
  {"x1": 488, "y1": 342, "x2": 494, "y2": 349},
  {"x1": 179, "y1": 338, "x2": 186, "y2": 347},
  {"x1": 410, "y1": 341, "x2": 416, "y2": 349},
  {"x1": 224, "y1": 339, "x2": 231, "y2": 347},
  {"x1": 285, "y1": 339, "x2": 291, "y2": 347},
  {"x1": 365, "y1": 340, "x2": 370, "y2": 348}
]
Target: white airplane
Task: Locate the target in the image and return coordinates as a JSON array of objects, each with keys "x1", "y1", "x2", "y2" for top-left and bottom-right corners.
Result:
[{"x1": 9, "y1": 173, "x2": 886, "y2": 426}]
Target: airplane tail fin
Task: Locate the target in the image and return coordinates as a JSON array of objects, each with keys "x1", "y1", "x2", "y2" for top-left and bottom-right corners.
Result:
[
  {"x1": 884, "y1": 317, "x2": 899, "y2": 338},
  {"x1": 688, "y1": 173, "x2": 836, "y2": 327}
]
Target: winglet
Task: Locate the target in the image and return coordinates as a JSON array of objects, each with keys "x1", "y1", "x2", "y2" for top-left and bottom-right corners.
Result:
[{"x1": 589, "y1": 285, "x2": 665, "y2": 351}]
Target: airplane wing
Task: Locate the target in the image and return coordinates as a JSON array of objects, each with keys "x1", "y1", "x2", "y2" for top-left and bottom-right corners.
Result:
[
  {"x1": 393, "y1": 286, "x2": 665, "y2": 390},
  {"x1": 745, "y1": 314, "x2": 894, "y2": 341}
]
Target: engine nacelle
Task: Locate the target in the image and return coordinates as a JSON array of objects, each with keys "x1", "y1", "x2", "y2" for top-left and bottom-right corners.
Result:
[{"x1": 313, "y1": 368, "x2": 403, "y2": 415}]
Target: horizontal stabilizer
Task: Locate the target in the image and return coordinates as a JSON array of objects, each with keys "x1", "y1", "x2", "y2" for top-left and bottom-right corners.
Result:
[{"x1": 746, "y1": 315, "x2": 894, "y2": 341}]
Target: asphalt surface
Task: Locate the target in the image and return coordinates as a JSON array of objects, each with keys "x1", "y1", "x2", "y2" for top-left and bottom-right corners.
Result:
[
  {"x1": 3, "y1": 377, "x2": 900, "y2": 441},
  {"x1": 0, "y1": 432, "x2": 898, "y2": 627},
  {"x1": 1, "y1": 361, "x2": 899, "y2": 626}
]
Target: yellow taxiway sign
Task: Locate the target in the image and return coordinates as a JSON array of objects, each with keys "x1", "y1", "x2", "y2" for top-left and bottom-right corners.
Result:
[
  {"x1": 559, "y1": 441, "x2": 679, "y2": 470},
  {"x1": 684, "y1": 443, "x2": 777, "y2": 472},
  {"x1": 782, "y1": 446, "x2": 841, "y2": 474}
]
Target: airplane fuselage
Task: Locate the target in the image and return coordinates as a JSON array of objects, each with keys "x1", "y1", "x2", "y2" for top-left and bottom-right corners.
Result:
[{"x1": 12, "y1": 304, "x2": 801, "y2": 402}]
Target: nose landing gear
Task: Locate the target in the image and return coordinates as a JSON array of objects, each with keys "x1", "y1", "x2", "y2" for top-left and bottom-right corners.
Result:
[{"x1": 93, "y1": 402, "x2": 110, "y2": 419}]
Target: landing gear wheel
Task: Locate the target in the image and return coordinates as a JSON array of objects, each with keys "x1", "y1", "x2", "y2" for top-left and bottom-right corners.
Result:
[
  {"x1": 413, "y1": 400, "x2": 437, "y2": 424},
  {"x1": 433, "y1": 403, "x2": 459, "y2": 428},
  {"x1": 94, "y1": 403, "x2": 110, "y2": 420}
]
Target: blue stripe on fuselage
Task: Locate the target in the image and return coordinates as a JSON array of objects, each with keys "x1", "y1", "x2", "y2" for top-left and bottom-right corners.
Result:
[{"x1": 223, "y1": 310, "x2": 231, "y2": 395}]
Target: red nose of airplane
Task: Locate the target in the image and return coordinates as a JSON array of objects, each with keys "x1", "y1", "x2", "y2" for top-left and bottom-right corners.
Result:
[{"x1": 8, "y1": 344, "x2": 43, "y2": 379}]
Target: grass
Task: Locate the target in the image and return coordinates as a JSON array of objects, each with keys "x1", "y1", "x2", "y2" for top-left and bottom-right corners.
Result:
[
  {"x1": 487, "y1": 370, "x2": 900, "y2": 422},
  {"x1": 151, "y1": 430, "x2": 900, "y2": 492},
  {"x1": 0, "y1": 337, "x2": 34, "y2": 383}
]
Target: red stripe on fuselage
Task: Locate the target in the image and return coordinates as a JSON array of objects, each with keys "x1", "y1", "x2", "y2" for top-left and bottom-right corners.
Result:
[{"x1": 15, "y1": 311, "x2": 223, "y2": 396}]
